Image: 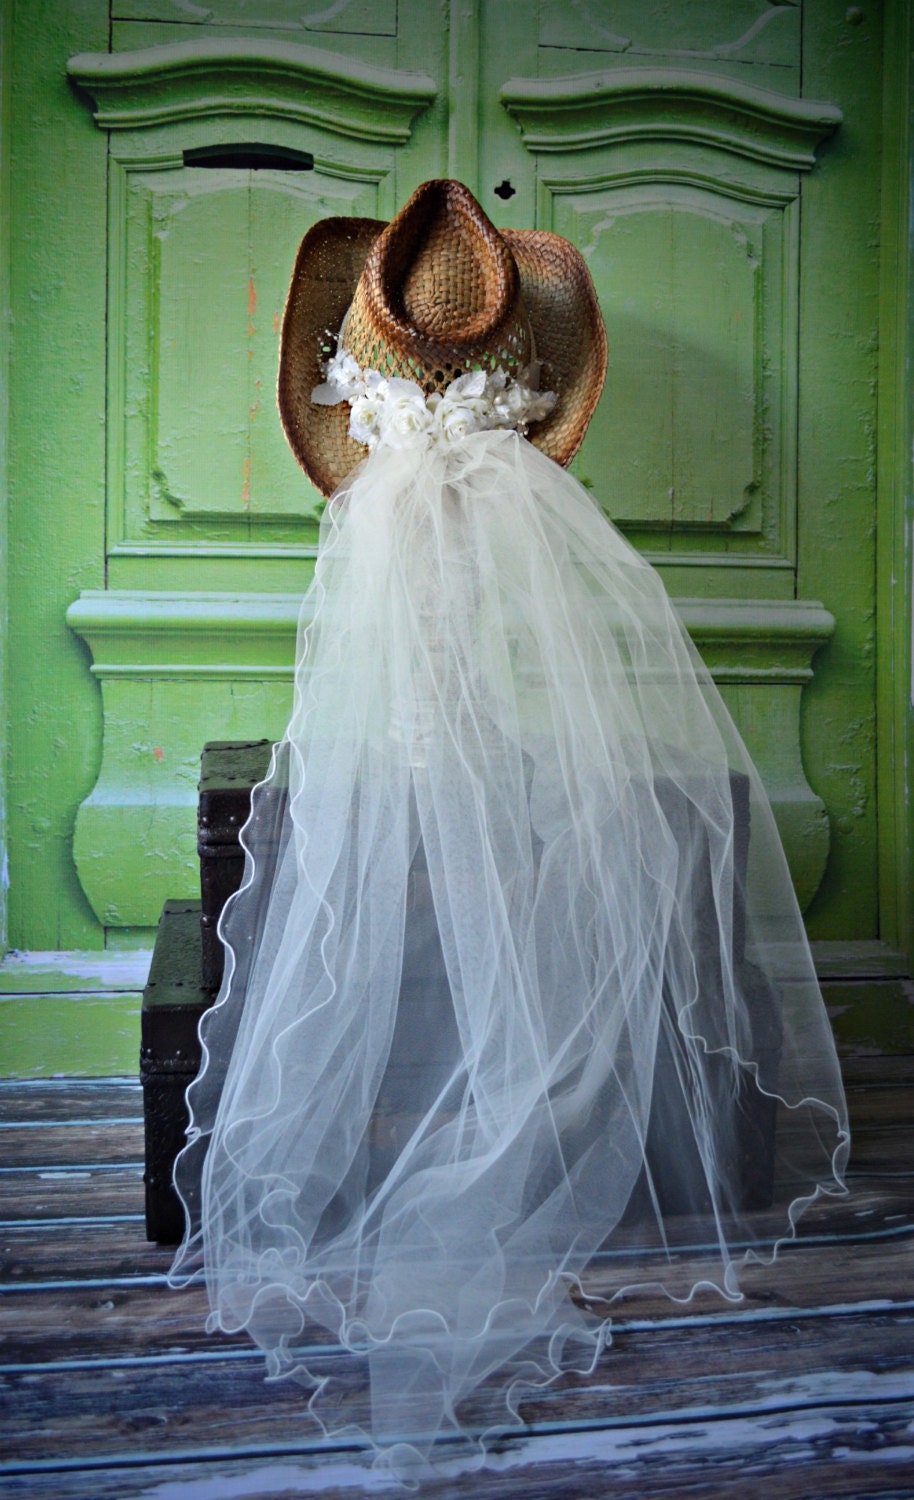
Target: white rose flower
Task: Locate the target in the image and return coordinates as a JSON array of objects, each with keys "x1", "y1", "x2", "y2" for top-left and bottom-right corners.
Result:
[
  {"x1": 435, "y1": 394, "x2": 492, "y2": 443},
  {"x1": 349, "y1": 391, "x2": 385, "y2": 446},
  {"x1": 312, "y1": 350, "x2": 366, "y2": 405},
  {"x1": 346, "y1": 370, "x2": 390, "y2": 446},
  {"x1": 329, "y1": 351, "x2": 366, "y2": 397},
  {"x1": 376, "y1": 377, "x2": 434, "y2": 448}
]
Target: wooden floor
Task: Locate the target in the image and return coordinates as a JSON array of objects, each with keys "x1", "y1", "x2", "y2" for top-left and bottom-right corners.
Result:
[{"x1": 1, "y1": 1061, "x2": 913, "y2": 1499}]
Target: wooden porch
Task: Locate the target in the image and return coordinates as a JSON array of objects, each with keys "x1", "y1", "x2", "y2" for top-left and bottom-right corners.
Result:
[{"x1": 1, "y1": 1055, "x2": 913, "y2": 1499}]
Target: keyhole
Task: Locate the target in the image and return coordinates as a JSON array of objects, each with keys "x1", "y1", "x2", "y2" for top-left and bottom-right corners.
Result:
[{"x1": 494, "y1": 180, "x2": 516, "y2": 201}]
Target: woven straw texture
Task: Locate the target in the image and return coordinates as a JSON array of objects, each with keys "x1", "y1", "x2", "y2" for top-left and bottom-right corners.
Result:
[{"x1": 278, "y1": 181, "x2": 607, "y2": 497}]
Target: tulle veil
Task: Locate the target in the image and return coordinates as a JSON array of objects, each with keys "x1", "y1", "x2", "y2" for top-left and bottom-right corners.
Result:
[{"x1": 169, "y1": 427, "x2": 849, "y2": 1479}]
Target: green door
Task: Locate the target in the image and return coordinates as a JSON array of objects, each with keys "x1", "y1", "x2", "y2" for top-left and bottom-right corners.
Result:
[{"x1": 2, "y1": 0, "x2": 911, "y2": 1071}]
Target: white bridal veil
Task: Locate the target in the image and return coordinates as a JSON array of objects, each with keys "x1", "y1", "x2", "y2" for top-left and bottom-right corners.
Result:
[{"x1": 170, "y1": 428, "x2": 849, "y2": 1478}]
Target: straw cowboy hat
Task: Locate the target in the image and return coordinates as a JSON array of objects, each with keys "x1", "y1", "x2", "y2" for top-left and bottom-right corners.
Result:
[{"x1": 278, "y1": 179, "x2": 608, "y2": 497}]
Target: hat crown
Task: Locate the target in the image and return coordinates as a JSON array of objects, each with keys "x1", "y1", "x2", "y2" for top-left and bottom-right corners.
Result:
[
  {"x1": 399, "y1": 187, "x2": 511, "y2": 341},
  {"x1": 341, "y1": 180, "x2": 532, "y2": 392}
]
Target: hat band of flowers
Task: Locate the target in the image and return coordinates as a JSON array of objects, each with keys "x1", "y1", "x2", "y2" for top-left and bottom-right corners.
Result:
[{"x1": 312, "y1": 348, "x2": 557, "y2": 453}]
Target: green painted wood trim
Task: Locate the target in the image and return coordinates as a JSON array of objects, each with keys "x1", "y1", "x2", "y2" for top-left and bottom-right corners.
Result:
[
  {"x1": 5, "y1": 0, "x2": 110, "y2": 956},
  {"x1": 65, "y1": 594, "x2": 301, "y2": 927},
  {"x1": 875, "y1": 0, "x2": 914, "y2": 962},
  {"x1": 500, "y1": 66, "x2": 842, "y2": 167},
  {"x1": 0, "y1": 944, "x2": 148, "y2": 1083},
  {"x1": 65, "y1": 588, "x2": 835, "y2": 923},
  {"x1": 67, "y1": 590, "x2": 834, "y2": 683},
  {"x1": 0, "y1": 0, "x2": 11, "y2": 955},
  {"x1": 810, "y1": 941, "x2": 910, "y2": 982},
  {"x1": 3, "y1": 941, "x2": 905, "y2": 1083},
  {"x1": 66, "y1": 591, "x2": 299, "y2": 675},
  {"x1": 4, "y1": 941, "x2": 898, "y2": 993},
  {"x1": 0, "y1": 950, "x2": 150, "y2": 994},
  {"x1": 676, "y1": 598, "x2": 834, "y2": 683},
  {"x1": 67, "y1": 37, "x2": 437, "y2": 144},
  {"x1": 821, "y1": 976, "x2": 914, "y2": 1058},
  {"x1": 0, "y1": 991, "x2": 142, "y2": 1078},
  {"x1": 447, "y1": 0, "x2": 479, "y2": 182},
  {"x1": 795, "y1": 3, "x2": 882, "y2": 946}
]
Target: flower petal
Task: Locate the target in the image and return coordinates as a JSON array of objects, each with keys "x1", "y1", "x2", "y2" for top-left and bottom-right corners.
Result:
[
  {"x1": 311, "y1": 382, "x2": 347, "y2": 406},
  {"x1": 449, "y1": 370, "x2": 487, "y2": 399}
]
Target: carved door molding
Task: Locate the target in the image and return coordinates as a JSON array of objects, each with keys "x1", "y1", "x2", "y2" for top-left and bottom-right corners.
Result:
[{"x1": 47, "y1": 0, "x2": 894, "y2": 957}]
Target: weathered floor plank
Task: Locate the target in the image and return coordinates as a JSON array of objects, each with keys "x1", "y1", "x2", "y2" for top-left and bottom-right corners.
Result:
[
  {"x1": 3, "y1": 1306, "x2": 914, "y2": 1465},
  {"x1": 0, "y1": 1164, "x2": 144, "y2": 1221},
  {"x1": 0, "y1": 1220, "x2": 172, "y2": 1284},
  {"x1": 0, "y1": 1121, "x2": 145, "y2": 1169},
  {"x1": 6, "y1": 1119, "x2": 900, "y2": 1192},
  {"x1": 1, "y1": 1401, "x2": 913, "y2": 1499},
  {"x1": 0, "y1": 1080, "x2": 142, "y2": 1125},
  {"x1": 845, "y1": 1082, "x2": 914, "y2": 1126},
  {"x1": 2, "y1": 1169, "x2": 909, "y2": 1288},
  {"x1": 2, "y1": 1227, "x2": 913, "y2": 1365},
  {"x1": 0, "y1": 1068, "x2": 911, "y2": 1498}
]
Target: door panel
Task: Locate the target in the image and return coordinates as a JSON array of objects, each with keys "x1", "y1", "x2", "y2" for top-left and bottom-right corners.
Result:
[
  {"x1": 113, "y1": 0, "x2": 398, "y2": 31},
  {"x1": 538, "y1": 0, "x2": 801, "y2": 73},
  {"x1": 126, "y1": 165, "x2": 377, "y2": 540},
  {"x1": 558, "y1": 188, "x2": 770, "y2": 539}
]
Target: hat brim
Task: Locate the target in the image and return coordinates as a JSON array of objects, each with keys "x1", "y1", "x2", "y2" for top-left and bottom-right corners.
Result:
[
  {"x1": 278, "y1": 216, "x2": 385, "y2": 501},
  {"x1": 278, "y1": 215, "x2": 607, "y2": 498},
  {"x1": 502, "y1": 229, "x2": 607, "y2": 470}
]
